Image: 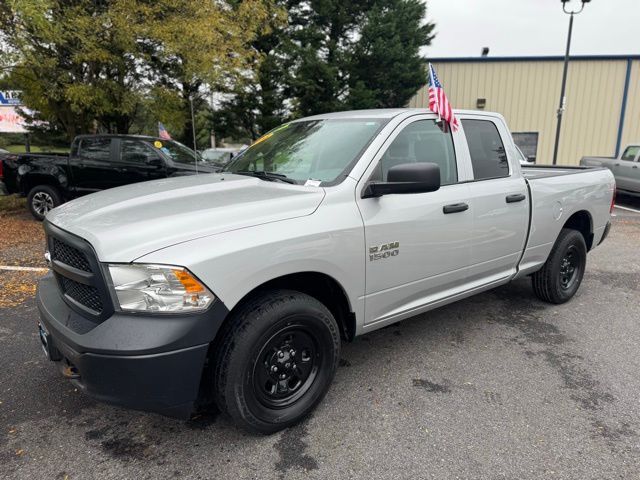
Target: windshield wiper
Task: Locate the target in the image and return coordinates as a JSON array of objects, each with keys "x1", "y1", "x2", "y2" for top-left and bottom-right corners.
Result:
[{"x1": 233, "y1": 170, "x2": 297, "y2": 184}]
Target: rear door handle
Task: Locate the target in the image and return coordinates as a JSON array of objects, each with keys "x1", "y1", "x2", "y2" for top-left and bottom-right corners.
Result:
[
  {"x1": 443, "y1": 202, "x2": 469, "y2": 214},
  {"x1": 633, "y1": 165, "x2": 638, "y2": 169},
  {"x1": 614, "y1": 163, "x2": 620, "y2": 166},
  {"x1": 506, "y1": 193, "x2": 526, "y2": 203}
]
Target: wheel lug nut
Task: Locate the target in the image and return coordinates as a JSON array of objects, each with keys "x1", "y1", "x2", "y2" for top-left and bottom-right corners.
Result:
[
  {"x1": 280, "y1": 373, "x2": 286, "y2": 379},
  {"x1": 292, "y1": 363, "x2": 297, "y2": 369},
  {"x1": 278, "y1": 351, "x2": 284, "y2": 358},
  {"x1": 290, "y1": 349, "x2": 296, "y2": 356},
  {"x1": 271, "y1": 365, "x2": 278, "y2": 373}
]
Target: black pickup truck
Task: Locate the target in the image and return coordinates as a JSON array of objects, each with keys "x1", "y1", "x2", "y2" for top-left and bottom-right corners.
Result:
[{"x1": 0, "y1": 134, "x2": 215, "y2": 220}]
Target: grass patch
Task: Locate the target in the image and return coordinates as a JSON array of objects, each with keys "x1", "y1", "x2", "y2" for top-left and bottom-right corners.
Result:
[
  {"x1": 0, "y1": 194, "x2": 26, "y2": 213},
  {"x1": 4, "y1": 145, "x2": 69, "y2": 154}
]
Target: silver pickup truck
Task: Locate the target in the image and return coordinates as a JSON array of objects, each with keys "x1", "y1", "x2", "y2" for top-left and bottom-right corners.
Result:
[
  {"x1": 581, "y1": 144, "x2": 640, "y2": 195},
  {"x1": 36, "y1": 109, "x2": 615, "y2": 433}
]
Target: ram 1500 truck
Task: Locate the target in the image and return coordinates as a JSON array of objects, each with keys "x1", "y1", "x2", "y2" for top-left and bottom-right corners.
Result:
[
  {"x1": 0, "y1": 134, "x2": 214, "y2": 220},
  {"x1": 580, "y1": 144, "x2": 640, "y2": 196},
  {"x1": 36, "y1": 109, "x2": 615, "y2": 433}
]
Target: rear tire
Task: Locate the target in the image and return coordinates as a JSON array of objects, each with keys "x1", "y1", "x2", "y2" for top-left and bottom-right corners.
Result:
[
  {"x1": 27, "y1": 185, "x2": 62, "y2": 221},
  {"x1": 213, "y1": 289, "x2": 341, "y2": 434},
  {"x1": 532, "y1": 228, "x2": 587, "y2": 304}
]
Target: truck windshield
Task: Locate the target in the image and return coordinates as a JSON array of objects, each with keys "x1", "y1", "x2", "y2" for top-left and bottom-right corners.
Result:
[
  {"x1": 151, "y1": 140, "x2": 201, "y2": 165},
  {"x1": 225, "y1": 119, "x2": 386, "y2": 184}
]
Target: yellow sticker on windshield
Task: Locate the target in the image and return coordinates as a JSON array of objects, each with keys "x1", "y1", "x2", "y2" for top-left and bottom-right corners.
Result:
[
  {"x1": 154, "y1": 140, "x2": 163, "y2": 148},
  {"x1": 251, "y1": 132, "x2": 273, "y2": 147}
]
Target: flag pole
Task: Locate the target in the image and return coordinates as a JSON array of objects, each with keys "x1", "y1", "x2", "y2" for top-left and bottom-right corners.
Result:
[{"x1": 428, "y1": 63, "x2": 441, "y2": 122}]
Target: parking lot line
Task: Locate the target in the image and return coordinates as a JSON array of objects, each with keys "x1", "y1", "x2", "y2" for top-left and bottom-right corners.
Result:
[
  {"x1": 0, "y1": 265, "x2": 48, "y2": 272},
  {"x1": 614, "y1": 204, "x2": 640, "y2": 214}
]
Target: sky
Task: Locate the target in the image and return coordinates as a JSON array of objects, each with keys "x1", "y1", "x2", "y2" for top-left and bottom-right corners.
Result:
[{"x1": 425, "y1": 0, "x2": 639, "y2": 58}]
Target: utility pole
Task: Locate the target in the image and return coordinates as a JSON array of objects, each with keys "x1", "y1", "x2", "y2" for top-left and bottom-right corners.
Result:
[{"x1": 552, "y1": 0, "x2": 591, "y2": 165}]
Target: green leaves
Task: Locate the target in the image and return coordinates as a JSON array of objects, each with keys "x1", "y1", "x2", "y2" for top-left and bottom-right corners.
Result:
[
  {"x1": 215, "y1": 0, "x2": 435, "y2": 140},
  {"x1": 0, "y1": 0, "x2": 272, "y2": 139}
]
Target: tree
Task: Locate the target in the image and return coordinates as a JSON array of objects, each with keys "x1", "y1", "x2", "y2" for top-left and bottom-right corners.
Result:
[
  {"x1": 214, "y1": 0, "x2": 435, "y2": 139},
  {"x1": 0, "y1": 0, "x2": 271, "y2": 141},
  {"x1": 347, "y1": 0, "x2": 435, "y2": 109}
]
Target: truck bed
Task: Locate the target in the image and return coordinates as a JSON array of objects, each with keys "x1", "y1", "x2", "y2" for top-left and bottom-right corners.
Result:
[{"x1": 521, "y1": 164, "x2": 605, "y2": 180}]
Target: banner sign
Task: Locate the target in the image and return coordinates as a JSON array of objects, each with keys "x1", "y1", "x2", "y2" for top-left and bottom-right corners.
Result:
[
  {"x1": 0, "y1": 106, "x2": 28, "y2": 133},
  {"x1": 0, "y1": 91, "x2": 22, "y2": 106}
]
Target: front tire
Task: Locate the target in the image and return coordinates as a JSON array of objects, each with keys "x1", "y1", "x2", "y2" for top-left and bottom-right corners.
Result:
[
  {"x1": 532, "y1": 228, "x2": 587, "y2": 304},
  {"x1": 213, "y1": 290, "x2": 341, "y2": 434},
  {"x1": 27, "y1": 185, "x2": 62, "y2": 221}
]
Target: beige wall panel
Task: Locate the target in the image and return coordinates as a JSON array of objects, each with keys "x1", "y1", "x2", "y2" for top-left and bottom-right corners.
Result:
[
  {"x1": 620, "y1": 61, "x2": 640, "y2": 149},
  {"x1": 409, "y1": 59, "x2": 631, "y2": 165}
]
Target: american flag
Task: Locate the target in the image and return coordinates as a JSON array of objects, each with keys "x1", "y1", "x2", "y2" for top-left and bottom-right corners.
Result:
[
  {"x1": 427, "y1": 63, "x2": 459, "y2": 131},
  {"x1": 158, "y1": 122, "x2": 172, "y2": 140}
]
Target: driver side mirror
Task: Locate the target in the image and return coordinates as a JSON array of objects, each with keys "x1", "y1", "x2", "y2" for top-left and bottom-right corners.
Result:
[
  {"x1": 146, "y1": 157, "x2": 164, "y2": 167},
  {"x1": 362, "y1": 163, "x2": 441, "y2": 198}
]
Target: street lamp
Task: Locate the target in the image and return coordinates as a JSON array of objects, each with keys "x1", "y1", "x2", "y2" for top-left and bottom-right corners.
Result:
[{"x1": 552, "y1": 0, "x2": 591, "y2": 165}]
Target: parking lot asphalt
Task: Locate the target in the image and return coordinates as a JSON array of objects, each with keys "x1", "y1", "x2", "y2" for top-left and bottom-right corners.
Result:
[{"x1": 1, "y1": 196, "x2": 639, "y2": 480}]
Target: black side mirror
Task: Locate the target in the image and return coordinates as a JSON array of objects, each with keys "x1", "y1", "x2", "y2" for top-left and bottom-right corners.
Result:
[
  {"x1": 362, "y1": 163, "x2": 441, "y2": 198},
  {"x1": 146, "y1": 157, "x2": 164, "y2": 167}
]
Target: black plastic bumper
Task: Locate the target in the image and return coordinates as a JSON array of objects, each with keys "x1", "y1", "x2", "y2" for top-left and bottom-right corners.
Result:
[
  {"x1": 598, "y1": 221, "x2": 612, "y2": 246},
  {"x1": 36, "y1": 273, "x2": 229, "y2": 418}
]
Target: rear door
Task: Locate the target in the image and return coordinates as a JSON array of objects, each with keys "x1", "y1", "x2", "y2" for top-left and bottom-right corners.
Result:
[
  {"x1": 459, "y1": 116, "x2": 529, "y2": 284},
  {"x1": 69, "y1": 137, "x2": 116, "y2": 193},
  {"x1": 357, "y1": 114, "x2": 474, "y2": 326}
]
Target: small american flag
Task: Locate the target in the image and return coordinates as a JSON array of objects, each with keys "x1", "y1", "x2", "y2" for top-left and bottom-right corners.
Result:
[
  {"x1": 427, "y1": 63, "x2": 459, "y2": 132},
  {"x1": 158, "y1": 122, "x2": 172, "y2": 140}
]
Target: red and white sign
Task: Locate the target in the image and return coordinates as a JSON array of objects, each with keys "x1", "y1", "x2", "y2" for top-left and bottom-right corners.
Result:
[{"x1": 0, "y1": 106, "x2": 28, "y2": 133}]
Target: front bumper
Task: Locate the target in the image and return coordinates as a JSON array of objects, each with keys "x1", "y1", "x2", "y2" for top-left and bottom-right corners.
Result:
[{"x1": 36, "y1": 273, "x2": 229, "y2": 418}]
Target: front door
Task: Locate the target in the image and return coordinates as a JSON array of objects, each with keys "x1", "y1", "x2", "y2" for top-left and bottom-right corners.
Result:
[
  {"x1": 116, "y1": 139, "x2": 167, "y2": 187},
  {"x1": 357, "y1": 117, "x2": 474, "y2": 326}
]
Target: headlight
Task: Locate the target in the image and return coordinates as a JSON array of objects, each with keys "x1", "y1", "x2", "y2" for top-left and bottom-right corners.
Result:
[{"x1": 108, "y1": 264, "x2": 215, "y2": 313}]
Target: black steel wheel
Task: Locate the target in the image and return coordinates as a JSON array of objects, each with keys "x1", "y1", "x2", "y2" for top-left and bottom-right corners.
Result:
[
  {"x1": 532, "y1": 228, "x2": 587, "y2": 304},
  {"x1": 214, "y1": 290, "x2": 340, "y2": 434}
]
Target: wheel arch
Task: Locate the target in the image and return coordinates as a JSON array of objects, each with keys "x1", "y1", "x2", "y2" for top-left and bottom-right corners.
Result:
[
  {"x1": 562, "y1": 210, "x2": 594, "y2": 250},
  {"x1": 225, "y1": 271, "x2": 356, "y2": 342}
]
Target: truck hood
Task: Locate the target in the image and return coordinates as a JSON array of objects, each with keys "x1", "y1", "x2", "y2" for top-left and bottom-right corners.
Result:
[{"x1": 46, "y1": 173, "x2": 325, "y2": 261}]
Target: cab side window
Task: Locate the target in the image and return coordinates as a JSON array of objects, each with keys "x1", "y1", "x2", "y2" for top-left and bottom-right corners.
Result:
[
  {"x1": 462, "y1": 120, "x2": 509, "y2": 180},
  {"x1": 621, "y1": 146, "x2": 640, "y2": 161},
  {"x1": 378, "y1": 120, "x2": 457, "y2": 185},
  {"x1": 79, "y1": 138, "x2": 111, "y2": 161},
  {"x1": 121, "y1": 140, "x2": 161, "y2": 164}
]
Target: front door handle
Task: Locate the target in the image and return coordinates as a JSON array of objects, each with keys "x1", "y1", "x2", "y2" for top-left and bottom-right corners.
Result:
[
  {"x1": 506, "y1": 193, "x2": 526, "y2": 203},
  {"x1": 443, "y1": 202, "x2": 469, "y2": 214},
  {"x1": 614, "y1": 163, "x2": 620, "y2": 166},
  {"x1": 633, "y1": 165, "x2": 638, "y2": 169}
]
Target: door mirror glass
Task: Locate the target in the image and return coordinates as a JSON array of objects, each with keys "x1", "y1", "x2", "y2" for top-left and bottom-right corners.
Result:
[
  {"x1": 362, "y1": 163, "x2": 441, "y2": 198},
  {"x1": 145, "y1": 157, "x2": 164, "y2": 167}
]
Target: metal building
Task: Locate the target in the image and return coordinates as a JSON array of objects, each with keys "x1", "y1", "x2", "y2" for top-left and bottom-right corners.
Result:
[{"x1": 408, "y1": 55, "x2": 640, "y2": 166}]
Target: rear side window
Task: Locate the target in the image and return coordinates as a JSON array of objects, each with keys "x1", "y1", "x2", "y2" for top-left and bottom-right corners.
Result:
[
  {"x1": 621, "y1": 146, "x2": 640, "y2": 161},
  {"x1": 79, "y1": 138, "x2": 111, "y2": 161},
  {"x1": 462, "y1": 120, "x2": 509, "y2": 180}
]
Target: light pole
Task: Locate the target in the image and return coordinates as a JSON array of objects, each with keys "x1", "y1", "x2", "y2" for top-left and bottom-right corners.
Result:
[{"x1": 552, "y1": 0, "x2": 591, "y2": 165}]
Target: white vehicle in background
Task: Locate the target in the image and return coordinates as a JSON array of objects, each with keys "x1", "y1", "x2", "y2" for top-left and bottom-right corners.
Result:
[
  {"x1": 201, "y1": 147, "x2": 242, "y2": 170},
  {"x1": 581, "y1": 144, "x2": 640, "y2": 196}
]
